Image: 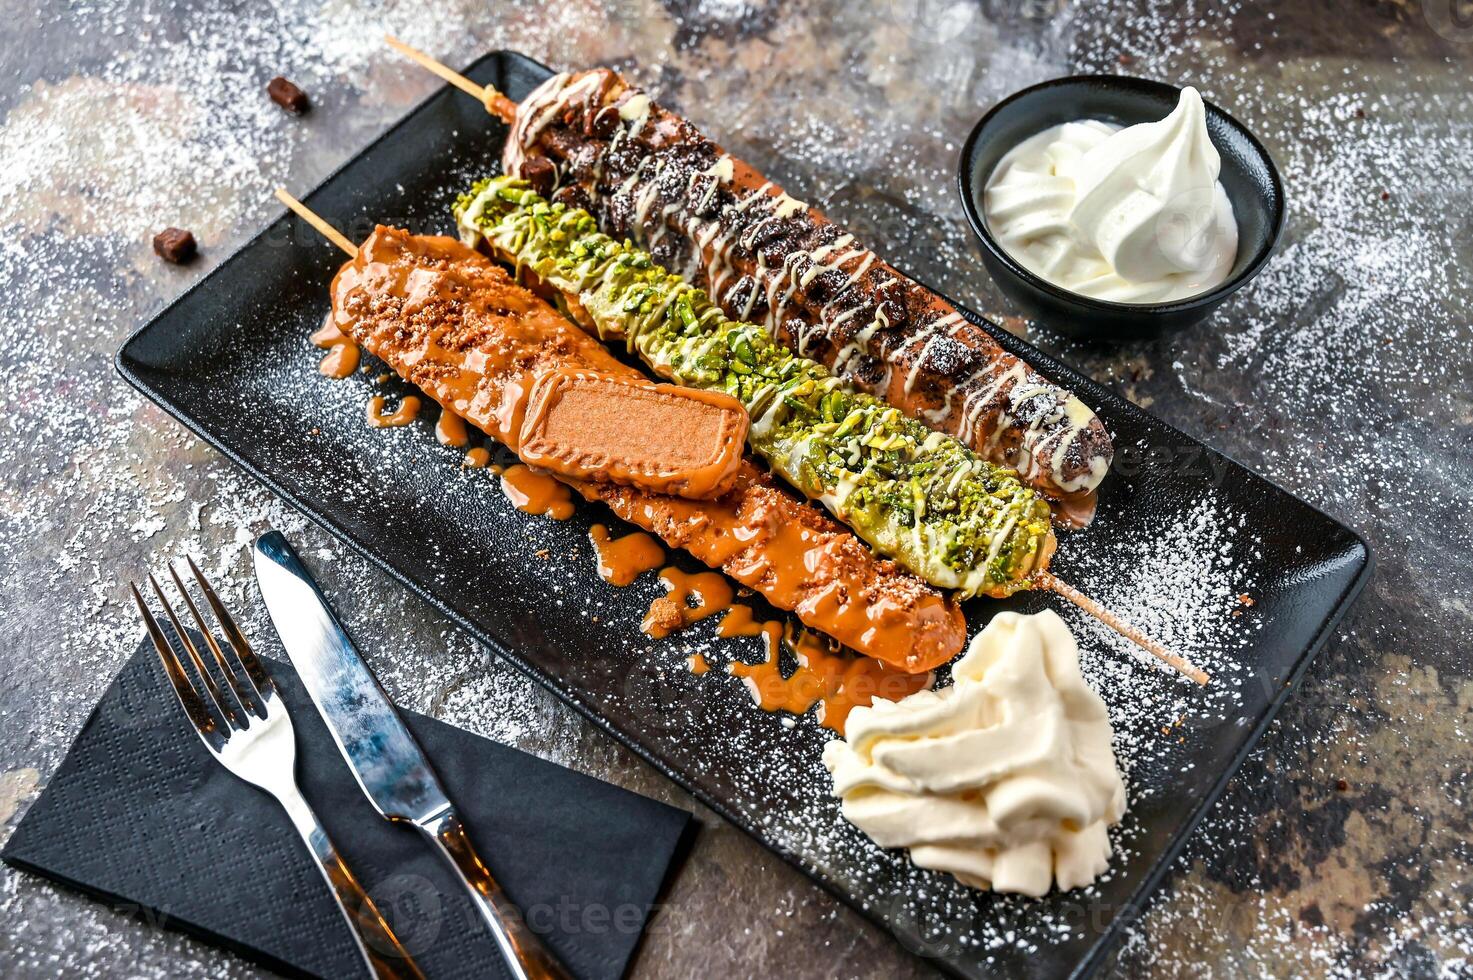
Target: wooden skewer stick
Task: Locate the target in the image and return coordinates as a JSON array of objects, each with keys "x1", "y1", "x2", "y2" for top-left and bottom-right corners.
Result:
[
  {"x1": 274, "y1": 190, "x2": 1209, "y2": 687},
  {"x1": 383, "y1": 34, "x2": 519, "y2": 125},
  {"x1": 1036, "y1": 570, "x2": 1209, "y2": 686},
  {"x1": 275, "y1": 187, "x2": 355, "y2": 256}
]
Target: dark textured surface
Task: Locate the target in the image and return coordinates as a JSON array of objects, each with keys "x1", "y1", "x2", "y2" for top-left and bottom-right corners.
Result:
[
  {"x1": 1, "y1": 2, "x2": 1469, "y2": 978},
  {"x1": 3, "y1": 636, "x2": 692, "y2": 979}
]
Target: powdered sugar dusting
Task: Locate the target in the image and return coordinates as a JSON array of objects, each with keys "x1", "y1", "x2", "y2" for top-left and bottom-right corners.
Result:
[{"x1": 2, "y1": 0, "x2": 1467, "y2": 976}]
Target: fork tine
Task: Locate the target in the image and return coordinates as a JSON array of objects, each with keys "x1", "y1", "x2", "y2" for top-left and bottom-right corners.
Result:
[
  {"x1": 186, "y1": 555, "x2": 275, "y2": 702},
  {"x1": 168, "y1": 561, "x2": 262, "y2": 718},
  {"x1": 148, "y1": 572, "x2": 240, "y2": 729},
  {"x1": 130, "y1": 582, "x2": 221, "y2": 741}
]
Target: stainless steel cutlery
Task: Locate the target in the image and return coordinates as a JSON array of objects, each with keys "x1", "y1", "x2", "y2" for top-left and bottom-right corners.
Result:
[
  {"x1": 132, "y1": 534, "x2": 571, "y2": 980},
  {"x1": 129, "y1": 557, "x2": 423, "y2": 979},
  {"x1": 252, "y1": 530, "x2": 571, "y2": 980}
]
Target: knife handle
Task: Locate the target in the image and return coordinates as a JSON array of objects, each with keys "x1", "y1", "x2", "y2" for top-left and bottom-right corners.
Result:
[{"x1": 418, "y1": 809, "x2": 574, "y2": 980}]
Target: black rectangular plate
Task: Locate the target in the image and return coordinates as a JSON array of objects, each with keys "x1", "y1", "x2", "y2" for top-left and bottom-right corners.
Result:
[{"x1": 116, "y1": 52, "x2": 1370, "y2": 980}]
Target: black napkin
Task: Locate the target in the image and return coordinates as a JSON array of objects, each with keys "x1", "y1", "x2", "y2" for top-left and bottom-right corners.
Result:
[{"x1": 3, "y1": 635, "x2": 694, "y2": 980}]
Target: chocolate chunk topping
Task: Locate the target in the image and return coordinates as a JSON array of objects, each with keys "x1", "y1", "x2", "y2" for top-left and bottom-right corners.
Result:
[
  {"x1": 847, "y1": 353, "x2": 887, "y2": 388},
  {"x1": 520, "y1": 156, "x2": 557, "y2": 197},
  {"x1": 876, "y1": 287, "x2": 909, "y2": 331},
  {"x1": 723, "y1": 275, "x2": 769, "y2": 321},
  {"x1": 918, "y1": 335, "x2": 978, "y2": 379},
  {"x1": 588, "y1": 105, "x2": 619, "y2": 139},
  {"x1": 152, "y1": 227, "x2": 197, "y2": 264},
  {"x1": 685, "y1": 173, "x2": 720, "y2": 217},
  {"x1": 266, "y1": 76, "x2": 309, "y2": 113},
  {"x1": 552, "y1": 184, "x2": 593, "y2": 213},
  {"x1": 806, "y1": 266, "x2": 849, "y2": 303}
]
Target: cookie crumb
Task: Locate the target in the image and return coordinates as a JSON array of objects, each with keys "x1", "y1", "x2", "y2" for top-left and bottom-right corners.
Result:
[{"x1": 644, "y1": 596, "x2": 684, "y2": 635}]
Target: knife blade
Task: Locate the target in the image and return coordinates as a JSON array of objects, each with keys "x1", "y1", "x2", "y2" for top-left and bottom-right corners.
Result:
[
  {"x1": 252, "y1": 529, "x2": 450, "y2": 824},
  {"x1": 252, "y1": 529, "x2": 572, "y2": 980}
]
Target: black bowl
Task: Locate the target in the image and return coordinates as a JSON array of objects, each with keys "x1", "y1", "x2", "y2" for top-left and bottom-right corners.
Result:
[{"x1": 957, "y1": 74, "x2": 1285, "y2": 340}]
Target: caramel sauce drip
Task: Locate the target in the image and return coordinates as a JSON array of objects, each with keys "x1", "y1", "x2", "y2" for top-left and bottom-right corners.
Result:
[
  {"x1": 589, "y1": 523, "x2": 665, "y2": 586},
  {"x1": 319, "y1": 342, "x2": 360, "y2": 379},
  {"x1": 311, "y1": 320, "x2": 361, "y2": 379},
  {"x1": 326, "y1": 226, "x2": 965, "y2": 670},
  {"x1": 1052, "y1": 489, "x2": 1098, "y2": 529},
  {"x1": 686, "y1": 653, "x2": 709, "y2": 675},
  {"x1": 641, "y1": 567, "x2": 735, "y2": 639},
  {"x1": 436, "y1": 409, "x2": 470, "y2": 448},
  {"x1": 462, "y1": 446, "x2": 491, "y2": 469},
  {"x1": 715, "y1": 604, "x2": 765, "y2": 637},
  {"x1": 499, "y1": 463, "x2": 574, "y2": 520},
  {"x1": 592, "y1": 477, "x2": 963, "y2": 671},
  {"x1": 726, "y1": 615, "x2": 933, "y2": 735},
  {"x1": 366, "y1": 394, "x2": 420, "y2": 428}
]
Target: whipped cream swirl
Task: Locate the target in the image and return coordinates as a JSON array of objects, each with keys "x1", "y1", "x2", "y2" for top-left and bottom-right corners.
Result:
[
  {"x1": 822, "y1": 610, "x2": 1126, "y2": 896},
  {"x1": 983, "y1": 87, "x2": 1239, "y2": 304}
]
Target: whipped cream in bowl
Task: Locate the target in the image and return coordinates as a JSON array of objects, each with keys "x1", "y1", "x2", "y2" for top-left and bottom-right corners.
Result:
[
  {"x1": 957, "y1": 75, "x2": 1284, "y2": 337},
  {"x1": 984, "y1": 87, "x2": 1238, "y2": 304}
]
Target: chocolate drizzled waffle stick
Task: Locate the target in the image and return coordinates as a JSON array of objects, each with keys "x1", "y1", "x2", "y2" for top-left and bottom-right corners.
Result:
[
  {"x1": 276, "y1": 187, "x2": 1207, "y2": 683},
  {"x1": 272, "y1": 188, "x2": 969, "y2": 673},
  {"x1": 382, "y1": 38, "x2": 1114, "y2": 507}
]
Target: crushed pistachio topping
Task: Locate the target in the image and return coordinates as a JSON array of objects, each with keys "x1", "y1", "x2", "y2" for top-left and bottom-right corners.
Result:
[{"x1": 455, "y1": 177, "x2": 1052, "y2": 597}]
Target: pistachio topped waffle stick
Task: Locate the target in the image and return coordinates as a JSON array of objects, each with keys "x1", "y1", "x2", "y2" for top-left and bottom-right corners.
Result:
[
  {"x1": 459, "y1": 177, "x2": 1051, "y2": 599},
  {"x1": 455, "y1": 178, "x2": 1207, "y2": 685}
]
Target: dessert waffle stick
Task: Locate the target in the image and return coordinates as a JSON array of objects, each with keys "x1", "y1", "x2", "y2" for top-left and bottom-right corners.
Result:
[
  {"x1": 273, "y1": 189, "x2": 968, "y2": 674},
  {"x1": 275, "y1": 189, "x2": 1208, "y2": 686}
]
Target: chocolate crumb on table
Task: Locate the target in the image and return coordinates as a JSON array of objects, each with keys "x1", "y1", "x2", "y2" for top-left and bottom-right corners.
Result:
[
  {"x1": 267, "y1": 75, "x2": 309, "y2": 113},
  {"x1": 152, "y1": 227, "x2": 196, "y2": 264}
]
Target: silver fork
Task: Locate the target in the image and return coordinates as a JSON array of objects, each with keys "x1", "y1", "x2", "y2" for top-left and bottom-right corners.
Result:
[{"x1": 129, "y1": 557, "x2": 424, "y2": 980}]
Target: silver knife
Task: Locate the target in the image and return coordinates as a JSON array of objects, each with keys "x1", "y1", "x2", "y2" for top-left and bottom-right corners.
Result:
[{"x1": 252, "y1": 529, "x2": 573, "y2": 980}]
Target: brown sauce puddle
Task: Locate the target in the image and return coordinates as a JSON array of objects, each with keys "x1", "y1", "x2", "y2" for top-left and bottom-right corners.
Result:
[
  {"x1": 725, "y1": 611, "x2": 932, "y2": 735},
  {"x1": 589, "y1": 524, "x2": 665, "y2": 586},
  {"x1": 1052, "y1": 489, "x2": 1098, "y2": 530},
  {"x1": 648, "y1": 584, "x2": 933, "y2": 736},
  {"x1": 640, "y1": 567, "x2": 734, "y2": 638},
  {"x1": 311, "y1": 321, "x2": 361, "y2": 379},
  {"x1": 366, "y1": 394, "x2": 421, "y2": 428},
  {"x1": 499, "y1": 463, "x2": 575, "y2": 520},
  {"x1": 436, "y1": 409, "x2": 470, "y2": 448}
]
